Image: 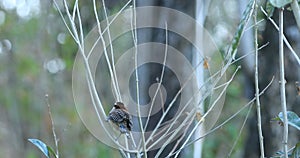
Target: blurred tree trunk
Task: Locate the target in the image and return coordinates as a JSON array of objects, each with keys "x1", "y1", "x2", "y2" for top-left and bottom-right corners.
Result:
[
  {"x1": 243, "y1": 9, "x2": 300, "y2": 158},
  {"x1": 194, "y1": 0, "x2": 211, "y2": 157},
  {"x1": 134, "y1": 0, "x2": 196, "y2": 157}
]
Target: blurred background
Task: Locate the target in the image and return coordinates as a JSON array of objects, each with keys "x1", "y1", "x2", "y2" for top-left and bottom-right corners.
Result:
[{"x1": 0, "y1": 0, "x2": 299, "y2": 157}]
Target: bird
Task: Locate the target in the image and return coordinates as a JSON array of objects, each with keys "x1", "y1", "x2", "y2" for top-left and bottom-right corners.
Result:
[{"x1": 106, "y1": 102, "x2": 132, "y2": 139}]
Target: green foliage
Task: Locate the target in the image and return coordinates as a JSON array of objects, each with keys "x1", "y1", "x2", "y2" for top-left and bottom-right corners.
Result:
[
  {"x1": 203, "y1": 76, "x2": 248, "y2": 157},
  {"x1": 272, "y1": 142, "x2": 300, "y2": 157},
  {"x1": 271, "y1": 112, "x2": 300, "y2": 157},
  {"x1": 269, "y1": 0, "x2": 292, "y2": 8},
  {"x1": 226, "y1": 0, "x2": 254, "y2": 60},
  {"x1": 272, "y1": 150, "x2": 292, "y2": 157},
  {"x1": 291, "y1": 142, "x2": 300, "y2": 158},
  {"x1": 266, "y1": 1, "x2": 275, "y2": 17},
  {"x1": 18, "y1": 57, "x2": 40, "y2": 76},
  {"x1": 28, "y1": 139, "x2": 57, "y2": 158},
  {"x1": 278, "y1": 111, "x2": 300, "y2": 130}
]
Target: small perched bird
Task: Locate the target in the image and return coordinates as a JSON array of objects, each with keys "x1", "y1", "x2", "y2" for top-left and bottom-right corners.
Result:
[{"x1": 106, "y1": 102, "x2": 132, "y2": 139}]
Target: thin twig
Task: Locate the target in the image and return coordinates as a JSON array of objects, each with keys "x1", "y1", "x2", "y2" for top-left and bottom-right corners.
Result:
[
  {"x1": 75, "y1": 2, "x2": 84, "y2": 51},
  {"x1": 167, "y1": 77, "x2": 274, "y2": 157},
  {"x1": 55, "y1": 0, "x2": 138, "y2": 153},
  {"x1": 147, "y1": 95, "x2": 196, "y2": 150},
  {"x1": 245, "y1": 19, "x2": 265, "y2": 32},
  {"x1": 173, "y1": 66, "x2": 241, "y2": 158},
  {"x1": 101, "y1": 0, "x2": 122, "y2": 101},
  {"x1": 52, "y1": 0, "x2": 76, "y2": 41},
  {"x1": 62, "y1": 0, "x2": 80, "y2": 44},
  {"x1": 148, "y1": 54, "x2": 244, "y2": 150},
  {"x1": 86, "y1": 71, "x2": 131, "y2": 151},
  {"x1": 261, "y1": 7, "x2": 300, "y2": 66},
  {"x1": 168, "y1": 116, "x2": 195, "y2": 157},
  {"x1": 145, "y1": 57, "x2": 209, "y2": 146},
  {"x1": 155, "y1": 108, "x2": 196, "y2": 158},
  {"x1": 279, "y1": 7, "x2": 289, "y2": 158},
  {"x1": 71, "y1": 0, "x2": 78, "y2": 21},
  {"x1": 45, "y1": 94, "x2": 59, "y2": 158},
  {"x1": 147, "y1": 66, "x2": 223, "y2": 150},
  {"x1": 227, "y1": 103, "x2": 253, "y2": 157},
  {"x1": 147, "y1": 47, "x2": 230, "y2": 156},
  {"x1": 63, "y1": 0, "x2": 117, "y2": 147},
  {"x1": 143, "y1": 22, "x2": 168, "y2": 131},
  {"x1": 87, "y1": 0, "x2": 132, "y2": 59},
  {"x1": 97, "y1": 0, "x2": 129, "y2": 155},
  {"x1": 148, "y1": 40, "x2": 248, "y2": 150},
  {"x1": 254, "y1": 1, "x2": 265, "y2": 157},
  {"x1": 131, "y1": 1, "x2": 147, "y2": 156},
  {"x1": 92, "y1": 0, "x2": 119, "y2": 101},
  {"x1": 233, "y1": 42, "x2": 269, "y2": 65}
]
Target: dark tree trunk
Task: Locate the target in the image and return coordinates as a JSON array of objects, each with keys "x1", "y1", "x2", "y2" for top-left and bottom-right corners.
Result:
[
  {"x1": 132, "y1": 0, "x2": 196, "y2": 157},
  {"x1": 244, "y1": 9, "x2": 300, "y2": 158}
]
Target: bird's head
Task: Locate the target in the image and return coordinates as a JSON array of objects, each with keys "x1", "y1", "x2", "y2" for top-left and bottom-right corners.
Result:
[{"x1": 114, "y1": 102, "x2": 126, "y2": 110}]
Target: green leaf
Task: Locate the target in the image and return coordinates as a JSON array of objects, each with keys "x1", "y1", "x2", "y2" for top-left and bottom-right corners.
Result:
[
  {"x1": 269, "y1": 0, "x2": 292, "y2": 8},
  {"x1": 47, "y1": 146, "x2": 58, "y2": 158},
  {"x1": 226, "y1": 0, "x2": 254, "y2": 60},
  {"x1": 291, "y1": 142, "x2": 300, "y2": 158},
  {"x1": 28, "y1": 139, "x2": 50, "y2": 158},
  {"x1": 278, "y1": 111, "x2": 300, "y2": 130},
  {"x1": 266, "y1": 1, "x2": 275, "y2": 17}
]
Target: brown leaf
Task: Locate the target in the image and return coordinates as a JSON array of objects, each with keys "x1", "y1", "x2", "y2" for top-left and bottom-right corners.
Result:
[
  {"x1": 196, "y1": 112, "x2": 202, "y2": 122},
  {"x1": 203, "y1": 57, "x2": 209, "y2": 69}
]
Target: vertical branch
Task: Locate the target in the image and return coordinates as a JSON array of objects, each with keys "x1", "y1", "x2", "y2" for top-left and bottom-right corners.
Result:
[
  {"x1": 55, "y1": 0, "x2": 136, "y2": 152},
  {"x1": 45, "y1": 94, "x2": 59, "y2": 158},
  {"x1": 193, "y1": 0, "x2": 210, "y2": 156},
  {"x1": 279, "y1": 7, "x2": 288, "y2": 158},
  {"x1": 100, "y1": 0, "x2": 122, "y2": 101},
  {"x1": 253, "y1": 1, "x2": 265, "y2": 157},
  {"x1": 167, "y1": 78, "x2": 274, "y2": 158},
  {"x1": 93, "y1": 1, "x2": 130, "y2": 155},
  {"x1": 92, "y1": 0, "x2": 120, "y2": 101},
  {"x1": 260, "y1": 7, "x2": 300, "y2": 67},
  {"x1": 143, "y1": 22, "x2": 168, "y2": 131},
  {"x1": 131, "y1": 1, "x2": 147, "y2": 156},
  {"x1": 174, "y1": 67, "x2": 241, "y2": 157}
]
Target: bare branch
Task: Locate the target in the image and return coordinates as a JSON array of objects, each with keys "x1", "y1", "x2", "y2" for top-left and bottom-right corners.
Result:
[
  {"x1": 167, "y1": 77, "x2": 274, "y2": 157},
  {"x1": 261, "y1": 7, "x2": 300, "y2": 66},
  {"x1": 279, "y1": 8, "x2": 288, "y2": 158},
  {"x1": 254, "y1": 1, "x2": 265, "y2": 157},
  {"x1": 130, "y1": 1, "x2": 147, "y2": 156},
  {"x1": 144, "y1": 22, "x2": 168, "y2": 131},
  {"x1": 227, "y1": 104, "x2": 253, "y2": 157},
  {"x1": 45, "y1": 94, "x2": 59, "y2": 158}
]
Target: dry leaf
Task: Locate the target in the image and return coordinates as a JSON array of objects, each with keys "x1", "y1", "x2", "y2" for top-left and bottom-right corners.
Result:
[
  {"x1": 203, "y1": 57, "x2": 209, "y2": 69},
  {"x1": 196, "y1": 112, "x2": 202, "y2": 122}
]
